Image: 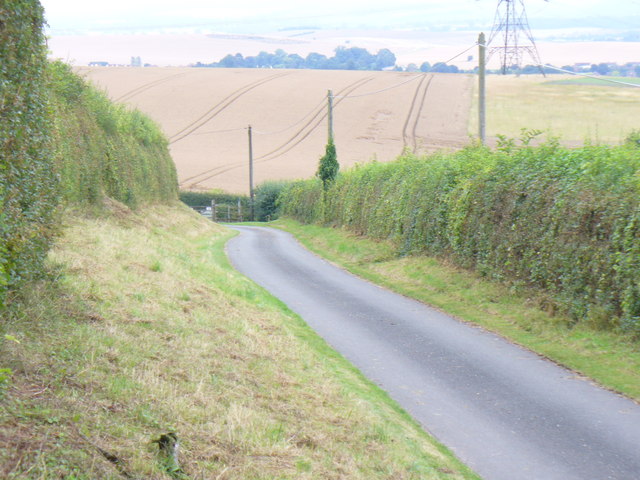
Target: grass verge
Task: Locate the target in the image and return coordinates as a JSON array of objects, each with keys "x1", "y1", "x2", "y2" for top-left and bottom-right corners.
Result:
[
  {"x1": 272, "y1": 218, "x2": 640, "y2": 402},
  {"x1": 0, "y1": 201, "x2": 478, "y2": 479}
]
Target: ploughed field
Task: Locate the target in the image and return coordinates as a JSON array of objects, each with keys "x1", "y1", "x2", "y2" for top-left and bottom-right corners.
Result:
[{"x1": 78, "y1": 67, "x2": 473, "y2": 193}]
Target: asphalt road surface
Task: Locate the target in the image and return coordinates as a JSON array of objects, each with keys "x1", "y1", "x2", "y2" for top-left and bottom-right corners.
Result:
[{"x1": 226, "y1": 226, "x2": 640, "y2": 480}]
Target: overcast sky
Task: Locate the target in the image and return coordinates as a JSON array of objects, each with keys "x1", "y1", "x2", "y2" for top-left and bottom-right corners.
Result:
[{"x1": 40, "y1": 0, "x2": 640, "y2": 35}]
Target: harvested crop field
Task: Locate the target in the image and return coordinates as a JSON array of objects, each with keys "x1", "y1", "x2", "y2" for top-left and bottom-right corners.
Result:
[{"x1": 77, "y1": 67, "x2": 473, "y2": 193}]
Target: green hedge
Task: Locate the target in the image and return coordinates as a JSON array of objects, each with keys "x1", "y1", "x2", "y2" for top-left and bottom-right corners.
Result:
[
  {"x1": 255, "y1": 180, "x2": 290, "y2": 221},
  {"x1": 180, "y1": 181, "x2": 290, "y2": 221},
  {"x1": 0, "y1": 1, "x2": 57, "y2": 304},
  {"x1": 179, "y1": 190, "x2": 249, "y2": 209},
  {"x1": 280, "y1": 140, "x2": 640, "y2": 334},
  {"x1": 1, "y1": 2, "x2": 179, "y2": 308},
  {"x1": 50, "y1": 61, "x2": 178, "y2": 207}
]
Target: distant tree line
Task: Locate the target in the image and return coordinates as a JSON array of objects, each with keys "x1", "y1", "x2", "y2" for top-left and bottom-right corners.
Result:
[
  {"x1": 194, "y1": 46, "x2": 397, "y2": 71},
  {"x1": 193, "y1": 46, "x2": 640, "y2": 77},
  {"x1": 407, "y1": 61, "x2": 461, "y2": 73},
  {"x1": 563, "y1": 62, "x2": 640, "y2": 77}
]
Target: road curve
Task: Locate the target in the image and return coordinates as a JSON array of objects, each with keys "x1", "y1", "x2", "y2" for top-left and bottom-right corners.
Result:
[{"x1": 225, "y1": 226, "x2": 640, "y2": 480}]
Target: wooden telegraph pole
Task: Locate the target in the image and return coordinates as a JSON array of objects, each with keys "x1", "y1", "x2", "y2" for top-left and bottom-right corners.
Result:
[
  {"x1": 478, "y1": 32, "x2": 487, "y2": 145},
  {"x1": 248, "y1": 125, "x2": 255, "y2": 221},
  {"x1": 327, "y1": 90, "x2": 334, "y2": 142}
]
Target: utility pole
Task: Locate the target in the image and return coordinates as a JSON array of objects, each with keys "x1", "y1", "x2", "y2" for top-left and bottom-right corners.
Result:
[
  {"x1": 248, "y1": 125, "x2": 255, "y2": 221},
  {"x1": 327, "y1": 89, "x2": 334, "y2": 142},
  {"x1": 478, "y1": 32, "x2": 487, "y2": 145}
]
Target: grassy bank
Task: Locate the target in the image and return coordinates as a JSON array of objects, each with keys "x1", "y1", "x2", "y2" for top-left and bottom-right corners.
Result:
[
  {"x1": 272, "y1": 218, "x2": 640, "y2": 402},
  {"x1": 0, "y1": 203, "x2": 478, "y2": 479}
]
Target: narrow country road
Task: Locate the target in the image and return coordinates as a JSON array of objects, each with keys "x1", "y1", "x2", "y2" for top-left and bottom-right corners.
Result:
[{"x1": 226, "y1": 226, "x2": 640, "y2": 480}]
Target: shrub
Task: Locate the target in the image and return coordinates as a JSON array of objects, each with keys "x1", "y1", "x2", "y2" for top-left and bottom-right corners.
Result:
[
  {"x1": 254, "y1": 180, "x2": 290, "y2": 221},
  {"x1": 625, "y1": 130, "x2": 640, "y2": 148}
]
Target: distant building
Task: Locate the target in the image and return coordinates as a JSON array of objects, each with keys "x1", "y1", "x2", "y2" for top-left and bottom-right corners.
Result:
[
  {"x1": 88, "y1": 61, "x2": 109, "y2": 67},
  {"x1": 130, "y1": 56, "x2": 142, "y2": 67}
]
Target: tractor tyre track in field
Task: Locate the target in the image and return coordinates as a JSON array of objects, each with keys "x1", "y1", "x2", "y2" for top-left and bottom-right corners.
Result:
[
  {"x1": 80, "y1": 68, "x2": 475, "y2": 192},
  {"x1": 169, "y1": 72, "x2": 292, "y2": 145},
  {"x1": 411, "y1": 75, "x2": 433, "y2": 153},
  {"x1": 115, "y1": 72, "x2": 190, "y2": 103},
  {"x1": 402, "y1": 74, "x2": 433, "y2": 154},
  {"x1": 178, "y1": 162, "x2": 235, "y2": 189},
  {"x1": 401, "y1": 74, "x2": 427, "y2": 152},
  {"x1": 179, "y1": 159, "x2": 239, "y2": 188},
  {"x1": 253, "y1": 75, "x2": 376, "y2": 162},
  {"x1": 183, "y1": 76, "x2": 376, "y2": 189}
]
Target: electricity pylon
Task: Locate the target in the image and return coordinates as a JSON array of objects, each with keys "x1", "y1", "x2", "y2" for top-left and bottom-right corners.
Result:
[{"x1": 487, "y1": 0, "x2": 546, "y2": 74}]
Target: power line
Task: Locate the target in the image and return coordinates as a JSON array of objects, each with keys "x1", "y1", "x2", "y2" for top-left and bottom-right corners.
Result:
[
  {"x1": 191, "y1": 98, "x2": 327, "y2": 137},
  {"x1": 193, "y1": 126, "x2": 248, "y2": 136},
  {"x1": 192, "y1": 95, "x2": 328, "y2": 137},
  {"x1": 335, "y1": 73, "x2": 426, "y2": 99},
  {"x1": 442, "y1": 43, "x2": 479, "y2": 65},
  {"x1": 335, "y1": 43, "x2": 479, "y2": 100},
  {"x1": 253, "y1": 97, "x2": 327, "y2": 135},
  {"x1": 253, "y1": 76, "x2": 375, "y2": 162},
  {"x1": 540, "y1": 64, "x2": 640, "y2": 88}
]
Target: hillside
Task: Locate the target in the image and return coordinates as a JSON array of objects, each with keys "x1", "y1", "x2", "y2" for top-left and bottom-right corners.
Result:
[
  {"x1": 76, "y1": 66, "x2": 640, "y2": 196},
  {"x1": 77, "y1": 67, "x2": 473, "y2": 193}
]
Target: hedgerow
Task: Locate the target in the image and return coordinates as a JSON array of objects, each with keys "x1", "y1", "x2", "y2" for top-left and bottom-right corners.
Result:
[
  {"x1": 255, "y1": 180, "x2": 290, "y2": 221},
  {"x1": 0, "y1": 1, "x2": 57, "y2": 305},
  {"x1": 179, "y1": 190, "x2": 249, "y2": 209},
  {"x1": 49, "y1": 61, "x2": 178, "y2": 207},
  {"x1": 1, "y1": 2, "x2": 178, "y2": 308},
  {"x1": 280, "y1": 138, "x2": 640, "y2": 335}
]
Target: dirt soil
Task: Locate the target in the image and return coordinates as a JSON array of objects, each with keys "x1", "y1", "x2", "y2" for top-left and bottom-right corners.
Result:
[{"x1": 78, "y1": 67, "x2": 473, "y2": 193}]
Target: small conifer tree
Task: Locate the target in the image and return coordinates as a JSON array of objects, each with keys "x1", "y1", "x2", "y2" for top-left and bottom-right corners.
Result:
[{"x1": 317, "y1": 140, "x2": 339, "y2": 189}]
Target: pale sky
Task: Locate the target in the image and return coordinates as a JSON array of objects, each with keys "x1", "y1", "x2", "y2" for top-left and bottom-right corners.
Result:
[{"x1": 40, "y1": 0, "x2": 640, "y2": 35}]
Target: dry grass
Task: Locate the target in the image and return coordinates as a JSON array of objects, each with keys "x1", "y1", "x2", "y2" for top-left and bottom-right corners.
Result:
[
  {"x1": 0, "y1": 203, "x2": 478, "y2": 479},
  {"x1": 469, "y1": 75, "x2": 640, "y2": 143},
  {"x1": 76, "y1": 67, "x2": 473, "y2": 194}
]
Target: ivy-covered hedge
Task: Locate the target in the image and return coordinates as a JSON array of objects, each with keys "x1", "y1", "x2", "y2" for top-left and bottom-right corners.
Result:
[
  {"x1": 50, "y1": 61, "x2": 178, "y2": 207},
  {"x1": 1, "y1": 2, "x2": 179, "y2": 307},
  {"x1": 280, "y1": 140, "x2": 640, "y2": 334},
  {"x1": 0, "y1": 1, "x2": 57, "y2": 304}
]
